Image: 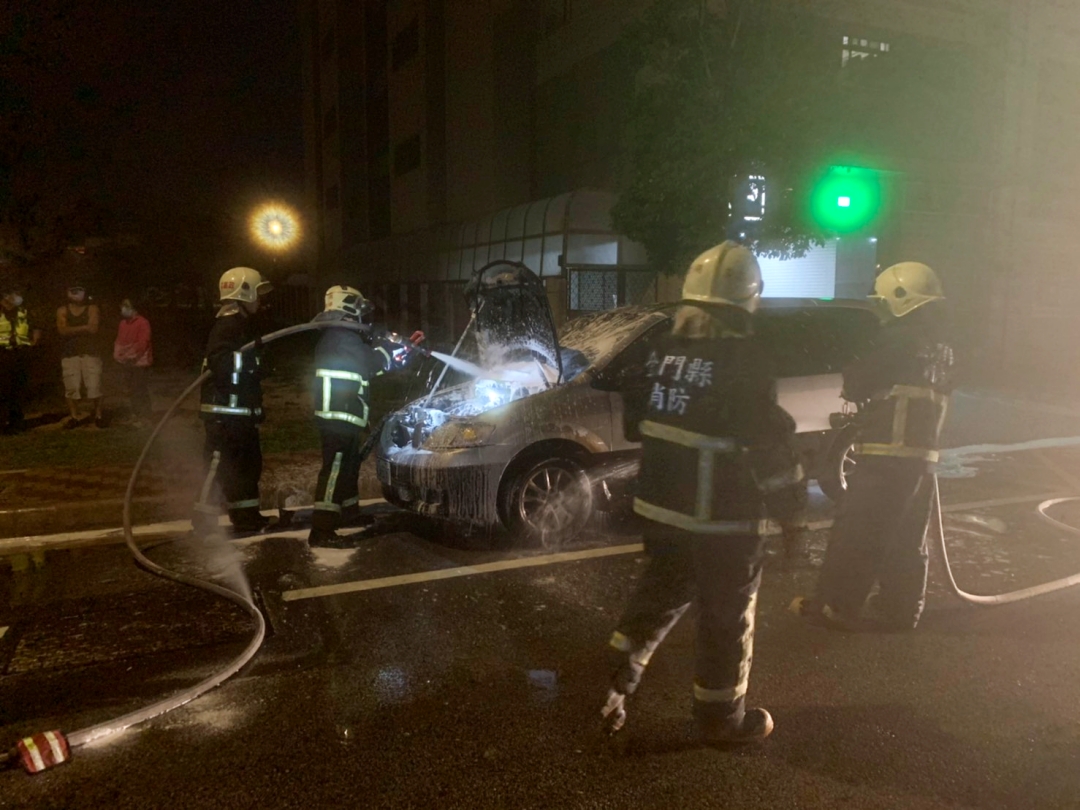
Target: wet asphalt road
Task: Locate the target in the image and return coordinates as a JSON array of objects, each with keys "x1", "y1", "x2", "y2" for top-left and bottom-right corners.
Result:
[{"x1": 4, "y1": 392, "x2": 1080, "y2": 808}]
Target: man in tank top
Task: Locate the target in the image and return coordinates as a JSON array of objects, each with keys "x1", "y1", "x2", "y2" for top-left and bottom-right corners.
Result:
[{"x1": 56, "y1": 281, "x2": 104, "y2": 428}]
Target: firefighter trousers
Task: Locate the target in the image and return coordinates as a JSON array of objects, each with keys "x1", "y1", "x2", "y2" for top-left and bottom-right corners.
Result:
[
  {"x1": 815, "y1": 455, "x2": 933, "y2": 628},
  {"x1": 0, "y1": 350, "x2": 28, "y2": 431},
  {"x1": 194, "y1": 418, "x2": 264, "y2": 529},
  {"x1": 311, "y1": 425, "x2": 364, "y2": 532},
  {"x1": 609, "y1": 524, "x2": 765, "y2": 725}
]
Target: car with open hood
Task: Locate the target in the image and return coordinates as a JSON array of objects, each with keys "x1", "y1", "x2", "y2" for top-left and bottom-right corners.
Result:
[{"x1": 376, "y1": 261, "x2": 878, "y2": 547}]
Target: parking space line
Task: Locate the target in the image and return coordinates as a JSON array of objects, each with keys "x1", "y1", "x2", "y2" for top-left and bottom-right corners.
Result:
[
  {"x1": 281, "y1": 543, "x2": 646, "y2": 602},
  {"x1": 281, "y1": 493, "x2": 1064, "y2": 603},
  {"x1": 942, "y1": 436, "x2": 1080, "y2": 458}
]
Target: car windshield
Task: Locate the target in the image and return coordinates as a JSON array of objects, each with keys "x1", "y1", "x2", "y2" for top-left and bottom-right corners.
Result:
[{"x1": 559, "y1": 307, "x2": 667, "y2": 370}]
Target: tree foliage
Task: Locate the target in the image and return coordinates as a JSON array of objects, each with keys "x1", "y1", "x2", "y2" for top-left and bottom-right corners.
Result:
[{"x1": 611, "y1": 0, "x2": 843, "y2": 274}]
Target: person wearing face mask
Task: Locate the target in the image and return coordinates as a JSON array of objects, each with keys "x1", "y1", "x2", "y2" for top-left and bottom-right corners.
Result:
[
  {"x1": 113, "y1": 298, "x2": 154, "y2": 427},
  {"x1": 56, "y1": 281, "x2": 104, "y2": 428},
  {"x1": 0, "y1": 284, "x2": 42, "y2": 435}
]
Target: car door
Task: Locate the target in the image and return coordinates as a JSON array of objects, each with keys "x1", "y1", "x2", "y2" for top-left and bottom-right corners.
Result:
[
  {"x1": 597, "y1": 319, "x2": 673, "y2": 452},
  {"x1": 754, "y1": 305, "x2": 879, "y2": 433}
]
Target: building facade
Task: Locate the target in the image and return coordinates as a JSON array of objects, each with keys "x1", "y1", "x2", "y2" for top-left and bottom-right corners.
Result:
[{"x1": 300, "y1": 0, "x2": 1080, "y2": 388}]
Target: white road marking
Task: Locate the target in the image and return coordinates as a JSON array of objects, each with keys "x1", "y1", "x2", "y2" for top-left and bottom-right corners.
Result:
[
  {"x1": 0, "y1": 500, "x2": 387, "y2": 555},
  {"x1": 0, "y1": 626, "x2": 7, "y2": 640},
  {"x1": 942, "y1": 436, "x2": 1080, "y2": 458},
  {"x1": 282, "y1": 543, "x2": 647, "y2": 602},
  {"x1": 281, "y1": 492, "x2": 1067, "y2": 602}
]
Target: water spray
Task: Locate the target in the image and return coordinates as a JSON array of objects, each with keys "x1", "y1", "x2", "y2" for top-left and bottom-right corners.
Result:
[
  {"x1": 423, "y1": 311, "x2": 477, "y2": 408},
  {"x1": 1, "y1": 319, "x2": 394, "y2": 774}
]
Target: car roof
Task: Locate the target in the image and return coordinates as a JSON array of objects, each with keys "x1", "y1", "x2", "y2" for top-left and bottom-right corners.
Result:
[{"x1": 559, "y1": 298, "x2": 877, "y2": 371}]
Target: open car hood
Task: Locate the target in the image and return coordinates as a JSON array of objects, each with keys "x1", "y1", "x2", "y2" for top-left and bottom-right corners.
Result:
[{"x1": 464, "y1": 260, "x2": 563, "y2": 383}]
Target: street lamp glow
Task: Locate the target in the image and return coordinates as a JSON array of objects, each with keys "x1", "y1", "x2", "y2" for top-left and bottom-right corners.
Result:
[{"x1": 250, "y1": 204, "x2": 300, "y2": 251}]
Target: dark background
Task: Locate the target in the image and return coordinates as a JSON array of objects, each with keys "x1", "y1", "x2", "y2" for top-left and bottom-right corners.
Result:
[{"x1": 2, "y1": 0, "x2": 306, "y2": 363}]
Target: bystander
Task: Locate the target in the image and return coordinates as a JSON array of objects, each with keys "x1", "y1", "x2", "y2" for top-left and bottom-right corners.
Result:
[
  {"x1": 56, "y1": 281, "x2": 104, "y2": 428},
  {"x1": 113, "y1": 298, "x2": 154, "y2": 426}
]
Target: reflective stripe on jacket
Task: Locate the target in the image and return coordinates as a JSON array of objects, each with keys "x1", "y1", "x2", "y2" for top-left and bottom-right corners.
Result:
[
  {"x1": 854, "y1": 384, "x2": 949, "y2": 463},
  {"x1": 626, "y1": 311, "x2": 805, "y2": 534},
  {"x1": 0, "y1": 307, "x2": 31, "y2": 349},
  {"x1": 311, "y1": 317, "x2": 395, "y2": 430},
  {"x1": 199, "y1": 312, "x2": 263, "y2": 420}
]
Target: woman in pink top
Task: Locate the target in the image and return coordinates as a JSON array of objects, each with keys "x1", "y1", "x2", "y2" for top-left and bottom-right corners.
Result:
[{"x1": 113, "y1": 298, "x2": 153, "y2": 425}]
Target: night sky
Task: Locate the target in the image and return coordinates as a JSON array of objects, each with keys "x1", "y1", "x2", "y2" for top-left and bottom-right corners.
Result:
[{"x1": 5, "y1": 0, "x2": 304, "y2": 245}]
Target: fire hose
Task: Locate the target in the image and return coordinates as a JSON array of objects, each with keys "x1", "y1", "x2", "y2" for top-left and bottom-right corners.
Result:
[
  {"x1": 2, "y1": 319, "x2": 422, "y2": 774},
  {"x1": 933, "y1": 476, "x2": 1080, "y2": 605}
]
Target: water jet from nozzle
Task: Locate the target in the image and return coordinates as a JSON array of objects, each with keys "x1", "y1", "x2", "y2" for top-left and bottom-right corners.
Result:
[{"x1": 428, "y1": 351, "x2": 533, "y2": 383}]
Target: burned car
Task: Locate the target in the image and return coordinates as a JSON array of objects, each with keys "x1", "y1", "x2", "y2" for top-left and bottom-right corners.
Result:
[{"x1": 376, "y1": 261, "x2": 878, "y2": 546}]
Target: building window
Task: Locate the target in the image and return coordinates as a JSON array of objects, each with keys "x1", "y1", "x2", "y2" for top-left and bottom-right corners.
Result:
[
  {"x1": 325, "y1": 184, "x2": 340, "y2": 210},
  {"x1": 841, "y1": 34, "x2": 890, "y2": 68},
  {"x1": 394, "y1": 134, "x2": 422, "y2": 176},
  {"x1": 322, "y1": 104, "x2": 338, "y2": 140},
  {"x1": 321, "y1": 26, "x2": 335, "y2": 61},
  {"x1": 391, "y1": 17, "x2": 419, "y2": 71}
]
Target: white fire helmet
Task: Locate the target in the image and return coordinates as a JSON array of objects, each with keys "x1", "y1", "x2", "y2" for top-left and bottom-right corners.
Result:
[
  {"x1": 871, "y1": 262, "x2": 944, "y2": 319},
  {"x1": 324, "y1": 285, "x2": 371, "y2": 321},
  {"x1": 219, "y1": 267, "x2": 272, "y2": 303},
  {"x1": 681, "y1": 241, "x2": 763, "y2": 313}
]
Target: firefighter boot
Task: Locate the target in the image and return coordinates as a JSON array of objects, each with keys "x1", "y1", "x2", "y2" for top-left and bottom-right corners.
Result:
[
  {"x1": 340, "y1": 504, "x2": 376, "y2": 528},
  {"x1": 788, "y1": 596, "x2": 866, "y2": 632},
  {"x1": 308, "y1": 527, "x2": 355, "y2": 549},
  {"x1": 696, "y1": 705, "x2": 774, "y2": 746},
  {"x1": 230, "y1": 511, "x2": 271, "y2": 537},
  {"x1": 600, "y1": 644, "x2": 647, "y2": 736}
]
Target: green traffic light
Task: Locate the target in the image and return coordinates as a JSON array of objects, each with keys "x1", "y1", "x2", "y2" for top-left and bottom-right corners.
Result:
[{"x1": 810, "y1": 166, "x2": 882, "y2": 233}]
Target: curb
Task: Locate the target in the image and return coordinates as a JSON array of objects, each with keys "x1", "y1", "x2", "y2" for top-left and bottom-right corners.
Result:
[
  {"x1": 0, "y1": 497, "x2": 188, "y2": 542},
  {"x1": 0, "y1": 498, "x2": 389, "y2": 558}
]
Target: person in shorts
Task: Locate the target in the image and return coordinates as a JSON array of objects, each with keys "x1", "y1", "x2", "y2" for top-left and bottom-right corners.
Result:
[{"x1": 56, "y1": 281, "x2": 104, "y2": 428}]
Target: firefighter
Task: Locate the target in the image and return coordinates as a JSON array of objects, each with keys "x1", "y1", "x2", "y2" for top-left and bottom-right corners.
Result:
[
  {"x1": 792, "y1": 262, "x2": 954, "y2": 632},
  {"x1": 308, "y1": 285, "x2": 424, "y2": 548},
  {"x1": 192, "y1": 267, "x2": 273, "y2": 535},
  {"x1": 601, "y1": 241, "x2": 806, "y2": 745},
  {"x1": 0, "y1": 284, "x2": 42, "y2": 434}
]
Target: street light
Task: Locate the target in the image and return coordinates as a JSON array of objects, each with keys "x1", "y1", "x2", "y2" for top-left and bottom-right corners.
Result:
[{"x1": 249, "y1": 203, "x2": 300, "y2": 251}]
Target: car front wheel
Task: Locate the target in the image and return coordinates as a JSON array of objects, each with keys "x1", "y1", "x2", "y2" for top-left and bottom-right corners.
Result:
[
  {"x1": 817, "y1": 424, "x2": 859, "y2": 503},
  {"x1": 502, "y1": 456, "x2": 593, "y2": 549}
]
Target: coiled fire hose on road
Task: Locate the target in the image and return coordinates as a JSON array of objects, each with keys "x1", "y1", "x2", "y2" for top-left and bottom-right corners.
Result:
[
  {"x1": 933, "y1": 476, "x2": 1080, "y2": 605},
  {"x1": 2, "y1": 319, "x2": 405, "y2": 774}
]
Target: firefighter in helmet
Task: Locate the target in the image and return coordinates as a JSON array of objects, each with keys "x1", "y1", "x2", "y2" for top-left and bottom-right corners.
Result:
[
  {"x1": 192, "y1": 267, "x2": 273, "y2": 535},
  {"x1": 792, "y1": 262, "x2": 954, "y2": 631},
  {"x1": 601, "y1": 241, "x2": 806, "y2": 745},
  {"x1": 308, "y1": 285, "x2": 424, "y2": 548}
]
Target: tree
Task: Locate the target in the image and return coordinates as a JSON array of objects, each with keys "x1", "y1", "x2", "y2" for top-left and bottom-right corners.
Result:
[{"x1": 611, "y1": 0, "x2": 844, "y2": 275}]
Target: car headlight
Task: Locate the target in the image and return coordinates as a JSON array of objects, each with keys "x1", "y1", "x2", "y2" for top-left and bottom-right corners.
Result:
[{"x1": 424, "y1": 421, "x2": 496, "y2": 449}]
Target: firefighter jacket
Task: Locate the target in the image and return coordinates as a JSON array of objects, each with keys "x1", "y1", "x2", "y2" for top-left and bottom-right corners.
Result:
[
  {"x1": 311, "y1": 313, "x2": 409, "y2": 431},
  {"x1": 842, "y1": 312, "x2": 955, "y2": 464},
  {"x1": 199, "y1": 305, "x2": 264, "y2": 421},
  {"x1": 0, "y1": 306, "x2": 32, "y2": 349},
  {"x1": 623, "y1": 309, "x2": 805, "y2": 535}
]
